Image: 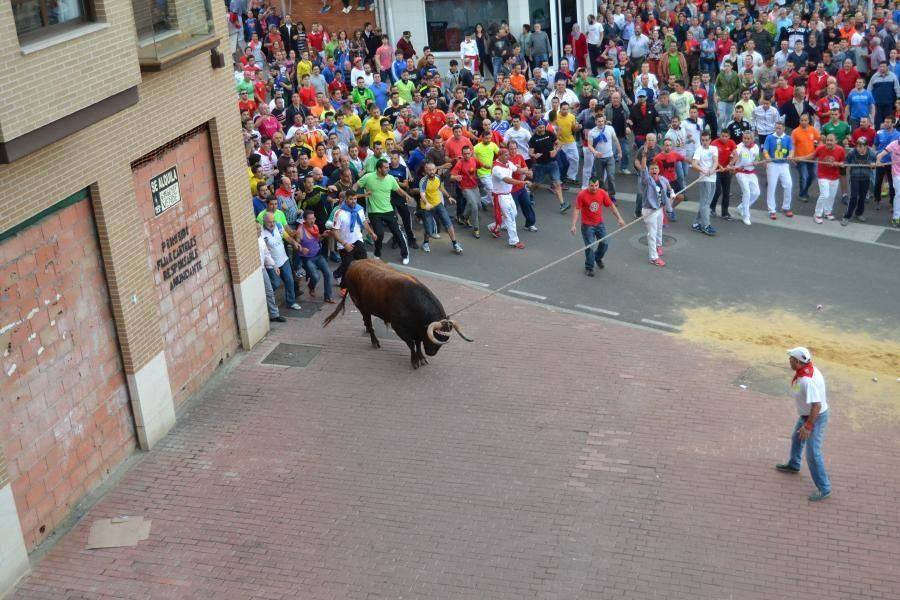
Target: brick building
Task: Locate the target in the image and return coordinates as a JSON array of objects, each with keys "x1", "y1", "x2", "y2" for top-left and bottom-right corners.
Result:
[{"x1": 0, "y1": 0, "x2": 268, "y2": 592}]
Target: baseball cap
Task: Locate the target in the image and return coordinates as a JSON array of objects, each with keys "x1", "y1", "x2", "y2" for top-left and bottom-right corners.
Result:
[
  {"x1": 856, "y1": 137, "x2": 868, "y2": 144},
  {"x1": 637, "y1": 90, "x2": 648, "y2": 98},
  {"x1": 787, "y1": 347, "x2": 812, "y2": 363}
]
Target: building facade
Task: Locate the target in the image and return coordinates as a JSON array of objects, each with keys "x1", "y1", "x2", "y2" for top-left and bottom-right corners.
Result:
[
  {"x1": 375, "y1": 0, "x2": 596, "y2": 73},
  {"x1": 0, "y1": 0, "x2": 267, "y2": 592}
]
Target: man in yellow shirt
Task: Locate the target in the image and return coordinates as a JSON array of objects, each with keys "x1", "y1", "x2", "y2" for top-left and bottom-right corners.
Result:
[
  {"x1": 556, "y1": 101, "x2": 581, "y2": 184},
  {"x1": 417, "y1": 162, "x2": 463, "y2": 254},
  {"x1": 473, "y1": 131, "x2": 500, "y2": 209},
  {"x1": 362, "y1": 105, "x2": 384, "y2": 143},
  {"x1": 340, "y1": 102, "x2": 362, "y2": 139}
]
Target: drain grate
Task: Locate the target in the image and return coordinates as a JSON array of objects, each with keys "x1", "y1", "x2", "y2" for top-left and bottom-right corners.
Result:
[
  {"x1": 638, "y1": 233, "x2": 677, "y2": 247},
  {"x1": 261, "y1": 343, "x2": 322, "y2": 368}
]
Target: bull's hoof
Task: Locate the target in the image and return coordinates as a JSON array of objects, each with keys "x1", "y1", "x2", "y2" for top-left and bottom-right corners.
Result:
[{"x1": 371, "y1": 339, "x2": 381, "y2": 349}]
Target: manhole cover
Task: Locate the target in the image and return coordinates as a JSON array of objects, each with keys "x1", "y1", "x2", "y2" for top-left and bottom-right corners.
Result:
[
  {"x1": 638, "y1": 234, "x2": 677, "y2": 247},
  {"x1": 877, "y1": 229, "x2": 900, "y2": 247},
  {"x1": 261, "y1": 343, "x2": 322, "y2": 368}
]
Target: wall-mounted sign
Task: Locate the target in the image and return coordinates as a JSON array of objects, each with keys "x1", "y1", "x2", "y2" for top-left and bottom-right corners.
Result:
[
  {"x1": 156, "y1": 227, "x2": 203, "y2": 291},
  {"x1": 150, "y1": 167, "x2": 181, "y2": 216}
]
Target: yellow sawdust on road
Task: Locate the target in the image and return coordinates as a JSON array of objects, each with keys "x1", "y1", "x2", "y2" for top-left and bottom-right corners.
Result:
[{"x1": 678, "y1": 308, "x2": 900, "y2": 427}]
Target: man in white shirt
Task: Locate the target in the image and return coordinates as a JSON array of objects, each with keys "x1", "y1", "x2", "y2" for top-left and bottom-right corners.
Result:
[
  {"x1": 777, "y1": 347, "x2": 832, "y2": 502},
  {"x1": 488, "y1": 146, "x2": 529, "y2": 249},
  {"x1": 585, "y1": 14, "x2": 604, "y2": 76},
  {"x1": 503, "y1": 116, "x2": 533, "y2": 157},
  {"x1": 738, "y1": 40, "x2": 764, "y2": 69},
  {"x1": 728, "y1": 130, "x2": 761, "y2": 225},
  {"x1": 751, "y1": 95, "x2": 779, "y2": 147},
  {"x1": 261, "y1": 212, "x2": 302, "y2": 310},
  {"x1": 258, "y1": 223, "x2": 285, "y2": 322},
  {"x1": 330, "y1": 192, "x2": 377, "y2": 288},
  {"x1": 690, "y1": 131, "x2": 719, "y2": 235},
  {"x1": 549, "y1": 80, "x2": 580, "y2": 110},
  {"x1": 588, "y1": 114, "x2": 621, "y2": 200}
]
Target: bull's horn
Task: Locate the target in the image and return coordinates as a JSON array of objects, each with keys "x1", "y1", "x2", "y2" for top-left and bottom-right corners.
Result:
[
  {"x1": 447, "y1": 320, "x2": 474, "y2": 342},
  {"x1": 427, "y1": 322, "x2": 449, "y2": 345}
]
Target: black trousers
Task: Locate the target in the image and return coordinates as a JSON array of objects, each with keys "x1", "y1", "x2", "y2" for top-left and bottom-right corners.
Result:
[
  {"x1": 846, "y1": 177, "x2": 870, "y2": 218},
  {"x1": 588, "y1": 44, "x2": 601, "y2": 76},
  {"x1": 874, "y1": 165, "x2": 894, "y2": 205},
  {"x1": 711, "y1": 171, "x2": 732, "y2": 215},
  {"x1": 369, "y1": 211, "x2": 409, "y2": 258},
  {"x1": 392, "y1": 196, "x2": 416, "y2": 244},
  {"x1": 335, "y1": 240, "x2": 368, "y2": 284}
]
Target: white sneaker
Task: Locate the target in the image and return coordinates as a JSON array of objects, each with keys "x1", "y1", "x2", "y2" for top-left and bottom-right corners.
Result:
[
  {"x1": 527, "y1": 225, "x2": 538, "y2": 232},
  {"x1": 742, "y1": 218, "x2": 751, "y2": 226},
  {"x1": 290, "y1": 303, "x2": 302, "y2": 310},
  {"x1": 401, "y1": 257, "x2": 410, "y2": 265},
  {"x1": 368, "y1": 3, "x2": 374, "y2": 9},
  {"x1": 453, "y1": 242, "x2": 463, "y2": 254},
  {"x1": 431, "y1": 232, "x2": 441, "y2": 239},
  {"x1": 342, "y1": 5, "x2": 351, "y2": 11}
]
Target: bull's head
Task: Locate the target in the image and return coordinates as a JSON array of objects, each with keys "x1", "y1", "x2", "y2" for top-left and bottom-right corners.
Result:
[{"x1": 424, "y1": 319, "x2": 474, "y2": 355}]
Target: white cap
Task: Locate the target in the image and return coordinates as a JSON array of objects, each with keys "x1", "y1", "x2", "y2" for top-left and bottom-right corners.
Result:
[{"x1": 787, "y1": 347, "x2": 812, "y2": 363}]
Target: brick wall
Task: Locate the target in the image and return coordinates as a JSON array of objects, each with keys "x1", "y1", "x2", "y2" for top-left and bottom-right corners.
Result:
[
  {"x1": 0, "y1": 199, "x2": 136, "y2": 550},
  {"x1": 0, "y1": 0, "x2": 141, "y2": 142},
  {"x1": 131, "y1": 129, "x2": 239, "y2": 405},
  {"x1": 0, "y1": 2, "x2": 258, "y2": 378}
]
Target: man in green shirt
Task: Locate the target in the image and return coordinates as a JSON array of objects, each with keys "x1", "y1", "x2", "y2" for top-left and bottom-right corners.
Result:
[
  {"x1": 354, "y1": 159, "x2": 416, "y2": 264},
  {"x1": 821, "y1": 108, "x2": 853, "y2": 204},
  {"x1": 257, "y1": 197, "x2": 290, "y2": 231},
  {"x1": 473, "y1": 131, "x2": 500, "y2": 208},
  {"x1": 395, "y1": 71, "x2": 416, "y2": 103},
  {"x1": 715, "y1": 61, "x2": 742, "y2": 125},
  {"x1": 351, "y1": 77, "x2": 375, "y2": 110}
]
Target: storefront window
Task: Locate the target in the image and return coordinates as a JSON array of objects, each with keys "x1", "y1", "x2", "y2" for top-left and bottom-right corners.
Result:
[{"x1": 425, "y1": 0, "x2": 509, "y2": 53}]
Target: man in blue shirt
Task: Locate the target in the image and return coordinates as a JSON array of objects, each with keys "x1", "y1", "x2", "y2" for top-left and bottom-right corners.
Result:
[
  {"x1": 368, "y1": 72, "x2": 390, "y2": 111},
  {"x1": 763, "y1": 122, "x2": 795, "y2": 219},
  {"x1": 846, "y1": 79, "x2": 875, "y2": 129},
  {"x1": 874, "y1": 115, "x2": 900, "y2": 209}
]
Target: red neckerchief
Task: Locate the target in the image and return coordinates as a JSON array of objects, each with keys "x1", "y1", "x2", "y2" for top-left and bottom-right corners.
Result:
[
  {"x1": 301, "y1": 223, "x2": 319, "y2": 239},
  {"x1": 792, "y1": 361, "x2": 815, "y2": 385}
]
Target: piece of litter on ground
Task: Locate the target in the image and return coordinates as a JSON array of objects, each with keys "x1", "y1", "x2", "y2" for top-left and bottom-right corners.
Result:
[
  {"x1": 739, "y1": 384, "x2": 748, "y2": 389},
  {"x1": 872, "y1": 377, "x2": 878, "y2": 382},
  {"x1": 86, "y1": 516, "x2": 151, "y2": 549},
  {"x1": 816, "y1": 304, "x2": 823, "y2": 310}
]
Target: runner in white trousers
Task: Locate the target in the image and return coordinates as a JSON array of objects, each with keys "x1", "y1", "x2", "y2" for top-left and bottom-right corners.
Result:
[
  {"x1": 638, "y1": 148, "x2": 677, "y2": 267},
  {"x1": 490, "y1": 146, "x2": 529, "y2": 249},
  {"x1": 730, "y1": 130, "x2": 762, "y2": 225},
  {"x1": 762, "y1": 122, "x2": 795, "y2": 219},
  {"x1": 874, "y1": 136, "x2": 900, "y2": 227}
]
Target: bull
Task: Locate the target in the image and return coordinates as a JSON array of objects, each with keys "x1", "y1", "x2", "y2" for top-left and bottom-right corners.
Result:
[{"x1": 322, "y1": 259, "x2": 473, "y2": 368}]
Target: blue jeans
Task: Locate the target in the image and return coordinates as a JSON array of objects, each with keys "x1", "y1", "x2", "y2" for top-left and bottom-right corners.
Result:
[
  {"x1": 267, "y1": 259, "x2": 296, "y2": 305},
  {"x1": 788, "y1": 410, "x2": 831, "y2": 494},
  {"x1": 532, "y1": 54, "x2": 548, "y2": 67},
  {"x1": 512, "y1": 188, "x2": 535, "y2": 227},
  {"x1": 580, "y1": 222, "x2": 608, "y2": 271},
  {"x1": 491, "y1": 56, "x2": 503, "y2": 78},
  {"x1": 532, "y1": 161, "x2": 561, "y2": 184},
  {"x1": 797, "y1": 162, "x2": 816, "y2": 198},
  {"x1": 300, "y1": 254, "x2": 333, "y2": 300}
]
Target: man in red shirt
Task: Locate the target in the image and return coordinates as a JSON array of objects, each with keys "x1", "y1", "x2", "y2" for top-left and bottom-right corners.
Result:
[
  {"x1": 449, "y1": 145, "x2": 482, "y2": 238},
  {"x1": 815, "y1": 83, "x2": 845, "y2": 124},
  {"x1": 654, "y1": 138, "x2": 689, "y2": 191},
  {"x1": 445, "y1": 124, "x2": 473, "y2": 163},
  {"x1": 570, "y1": 177, "x2": 625, "y2": 277},
  {"x1": 773, "y1": 76, "x2": 795, "y2": 108},
  {"x1": 850, "y1": 116, "x2": 877, "y2": 146},
  {"x1": 813, "y1": 133, "x2": 846, "y2": 223},
  {"x1": 298, "y1": 75, "x2": 317, "y2": 107},
  {"x1": 835, "y1": 58, "x2": 860, "y2": 98},
  {"x1": 421, "y1": 98, "x2": 447, "y2": 140},
  {"x1": 710, "y1": 129, "x2": 738, "y2": 219},
  {"x1": 238, "y1": 90, "x2": 258, "y2": 115},
  {"x1": 806, "y1": 63, "x2": 830, "y2": 101}
]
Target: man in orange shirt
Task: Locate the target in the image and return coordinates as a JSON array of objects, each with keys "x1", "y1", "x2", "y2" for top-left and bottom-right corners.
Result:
[
  {"x1": 791, "y1": 114, "x2": 822, "y2": 202},
  {"x1": 445, "y1": 124, "x2": 474, "y2": 162},
  {"x1": 421, "y1": 98, "x2": 447, "y2": 139},
  {"x1": 509, "y1": 64, "x2": 527, "y2": 94}
]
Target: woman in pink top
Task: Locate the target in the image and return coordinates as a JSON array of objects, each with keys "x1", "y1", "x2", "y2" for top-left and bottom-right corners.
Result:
[{"x1": 874, "y1": 139, "x2": 900, "y2": 227}]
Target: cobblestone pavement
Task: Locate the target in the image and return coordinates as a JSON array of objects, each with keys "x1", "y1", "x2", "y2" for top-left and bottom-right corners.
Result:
[{"x1": 10, "y1": 276, "x2": 900, "y2": 600}]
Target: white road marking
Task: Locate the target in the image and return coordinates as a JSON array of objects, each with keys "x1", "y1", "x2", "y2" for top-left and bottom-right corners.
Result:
[
  {"x1": 575, "y1": 304, "x2": 621, "y2": 317},
  {"x1": 396, "y1": 265, "x2": 490, "y2": 288},
  {"x1": 508, "y1": 289, "x2": 548, "y2": 301},
  {"x1": 640, "y1": 318, "x2": 682, "y2": 332}
]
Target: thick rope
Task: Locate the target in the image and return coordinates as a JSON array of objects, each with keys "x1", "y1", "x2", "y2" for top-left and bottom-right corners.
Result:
[{"x1": 446, "y1": 174, "x2": 709, "y2": 318}]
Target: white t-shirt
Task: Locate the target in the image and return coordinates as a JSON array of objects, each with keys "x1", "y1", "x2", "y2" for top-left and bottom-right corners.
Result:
[
  {"x1": 692, "y1": 145, "x2": 718, "y2": 183},
  {"x1": 333, "y1": 205, "x2": 367, "y2": 245},
  {"x1": 491, "y1": 161, "x2": 516, "y2": 195},
  {"x1": 589, "y1": 125, "x2": 617, "y2": 158},
  {"x1": 733, "y1": 143, "x2": 760, "y2": 171},
  {"x1": 586, "y1": 22, "x2": 603, "y2": 45},
  {"x1": 793, "y1": 366, "x2": 828, "y2": 416}
]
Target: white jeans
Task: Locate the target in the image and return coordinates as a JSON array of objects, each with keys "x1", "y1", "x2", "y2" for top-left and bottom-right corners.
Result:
[
  {"x1": 893, "y1": 175, "x2": 900, "y2": 219},
  {"x1": 735, "y1": 173, "x2": 761, "y2": 221},
  {"x1": 815, "y1": 178, "x2": 839, "y2": 217},
  {"x1": 766, "y1": 162, "x2": 793, "y2": 212},
  {"x1": 561, "y1": 142, "x2": 580, "y2": 181},
  {"x1": 478, "y1": 174, "x2": 493, "y2": 205},
  {"x1": 498, "y1": 194, "x2": 519, "y2": 245},
  {"x1": 581, "y1": 146, "x2": 595, "y2": 189},
  {"x1": 642, "y1": 207, "x2": 664, "y2": 260}
]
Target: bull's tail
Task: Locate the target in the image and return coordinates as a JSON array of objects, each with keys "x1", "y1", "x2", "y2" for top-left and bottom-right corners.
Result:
[{"x1": 322, "y1": 291, "x2": 349, "y2": 328}]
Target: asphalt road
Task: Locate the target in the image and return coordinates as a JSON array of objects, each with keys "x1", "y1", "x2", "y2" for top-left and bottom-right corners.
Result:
[{"x1": 382, "y1": 169, "x2": 900, "y2": 335}]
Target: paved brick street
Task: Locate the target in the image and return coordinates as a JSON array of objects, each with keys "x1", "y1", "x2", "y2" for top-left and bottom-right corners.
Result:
[{"x1": 10, "y1": 276, "x2": 900, "y2": 600}]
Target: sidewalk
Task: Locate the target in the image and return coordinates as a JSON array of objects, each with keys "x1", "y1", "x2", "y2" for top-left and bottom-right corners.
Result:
[{"x1": 10, "y1": 276, "x2": 900, "y2": 600}]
